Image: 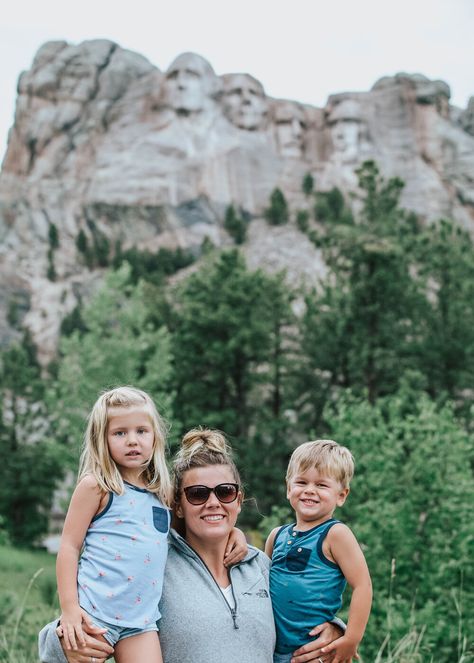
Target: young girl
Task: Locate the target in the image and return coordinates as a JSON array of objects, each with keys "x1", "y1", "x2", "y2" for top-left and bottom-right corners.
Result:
[{"x1": 56, "y1": 386, "x2": 172, "y2": 663}]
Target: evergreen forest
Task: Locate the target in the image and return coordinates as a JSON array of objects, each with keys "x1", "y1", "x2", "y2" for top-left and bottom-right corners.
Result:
[{"x1": 0, "y1": 162, "x2": 473, "y2": 661}]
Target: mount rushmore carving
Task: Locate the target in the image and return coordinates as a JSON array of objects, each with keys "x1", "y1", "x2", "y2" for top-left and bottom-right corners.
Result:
[{"x1": 1, "y1": 39, "x2": 474, "y2": 358}]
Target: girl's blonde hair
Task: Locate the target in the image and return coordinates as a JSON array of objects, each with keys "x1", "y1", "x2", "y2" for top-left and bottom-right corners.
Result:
[
  {"x1": 79, "y1": 386, "x2": 171, "y2": 505},
  {"x1": 173, "y1": 427, "x2": 241, "y2": 502}
]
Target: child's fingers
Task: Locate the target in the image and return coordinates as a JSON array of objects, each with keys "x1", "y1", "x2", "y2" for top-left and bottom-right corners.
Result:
[
  {"x1": 80, "y1": 610, "x2": 95, "y2": 631},
  {"x1": 69, "y1": 626, "x2": 79, "y2": 650},
  {"x1": 83, "y1": 623, "x2": 108, "y2": 636},
  {"x1": 224, "y1": 549, "x2": 238, "y2": 566},
  {"x1": 62, "y1": 627, "x2": 74, "y2": 650},
  {"x1": 76, "y1": 623, "x2": 87, "y2": 647}
]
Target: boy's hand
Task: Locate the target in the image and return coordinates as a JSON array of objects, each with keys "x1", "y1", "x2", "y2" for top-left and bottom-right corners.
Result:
[
  {"x1": 224, "y1": 527, "x2": 248, "y2": 566},
  {"x1": 60, "y1": 607, "x2": 95, "y2": 650},
  {"x1": 320, "y1": 634, "x2": 360, "y2": 662}
]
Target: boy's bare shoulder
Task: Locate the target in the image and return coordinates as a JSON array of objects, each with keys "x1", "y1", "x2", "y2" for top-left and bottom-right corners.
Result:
[
  {"x1": 327, "y1": 522, "x2": 360, "y2": 545},
  {"x1": 265, "y1": 525, "x2": 284, "y2": 557}
]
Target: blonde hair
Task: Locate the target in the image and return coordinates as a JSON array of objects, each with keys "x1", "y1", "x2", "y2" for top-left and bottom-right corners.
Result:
[
  {"x1": 173, "y1": 428, "x2": 241, "y2": 501},
  {"x1": 286, "y1": 439, "x2": 354, "y2": 489},
  {"x1": 79, "y1": 386, "x2": 171, "y2": 505}
]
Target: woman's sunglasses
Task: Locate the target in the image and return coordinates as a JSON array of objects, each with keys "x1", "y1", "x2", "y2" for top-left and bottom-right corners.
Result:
[{"x1": 183, "y1": 483, "x2": 240, "y2": 505}]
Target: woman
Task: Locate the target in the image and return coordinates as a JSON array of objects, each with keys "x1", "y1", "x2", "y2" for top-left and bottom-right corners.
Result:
[{"x1": 39, "y1": 428, "x2": 342, "y2": 662}]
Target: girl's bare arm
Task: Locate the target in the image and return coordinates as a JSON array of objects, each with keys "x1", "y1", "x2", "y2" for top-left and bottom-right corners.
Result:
[{"x1": 56, "y1": 476, "x2": 104, "y2": 651}]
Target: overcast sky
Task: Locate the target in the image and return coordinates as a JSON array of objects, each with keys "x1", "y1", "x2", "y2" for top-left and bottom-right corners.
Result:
[{"x1": 1, "y1": 0, "x2": 473, "y2": 161}]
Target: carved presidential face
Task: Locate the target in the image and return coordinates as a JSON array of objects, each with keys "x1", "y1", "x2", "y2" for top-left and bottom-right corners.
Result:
[
  {"x1": 330, "y1": 120, "x2": 361, "y2": 160},
  {"x1": 165, "y1": 52, "x2": 219, "y2": 114},
  {"x1": 327, "y1": 100, "x2": 366, "y2": 162},
  {"x1": 273, "y1": 101, "x2": 307, "y2": 158},
  {"x1": 222, "y1": 73, "x2": 268, "y2": 130}
]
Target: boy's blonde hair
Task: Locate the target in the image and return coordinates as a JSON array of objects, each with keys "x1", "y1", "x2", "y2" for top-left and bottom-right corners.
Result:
[
  {"x1": 286, "y1": 439, "x2": 354, "y2": 489},
  {"x1": 79, "y1": 386, "x2": 171, "y2": 505}
]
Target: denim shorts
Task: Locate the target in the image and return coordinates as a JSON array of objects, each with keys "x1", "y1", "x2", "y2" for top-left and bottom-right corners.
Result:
[
  {"x1": 273, "y1": 653, "x2": 293, "y2": 663},
  {"x1": 85, "y1": 611, "x2": 158, "y2": 646}
]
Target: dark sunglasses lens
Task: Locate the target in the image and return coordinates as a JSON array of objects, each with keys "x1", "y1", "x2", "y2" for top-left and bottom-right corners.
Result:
[
  {"x1": 215, "y1": 484, "x2": 238, "y2": 502},
  {"x1": 185, "y1": 486, "x2": 211, "y2": 504}
]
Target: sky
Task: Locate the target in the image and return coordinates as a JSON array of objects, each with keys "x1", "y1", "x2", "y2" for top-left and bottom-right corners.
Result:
[{"x1": 1, "y1": 0, "x2": 473, "y2": 161}]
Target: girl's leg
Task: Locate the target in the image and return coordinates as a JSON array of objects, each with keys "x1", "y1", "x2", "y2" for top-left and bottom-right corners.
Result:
[{"x1": 114, "y1": 631, "x2": 162, "y2": 663}]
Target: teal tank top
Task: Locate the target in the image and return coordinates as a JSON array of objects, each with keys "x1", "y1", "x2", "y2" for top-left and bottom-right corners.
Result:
[{"x1": 270, "y1": 518, "x2": 346, "y2": 654}]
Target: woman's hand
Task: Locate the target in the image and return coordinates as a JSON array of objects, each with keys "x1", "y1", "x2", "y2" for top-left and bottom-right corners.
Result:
[
  {"x1": 224, "y1": 527, "x2": 248, "y2": 567},
  {"x1": 57, "y1": 622, "x2": 114, "y2": 662},
  {"x1": 291, "y1": 622, "x2": 356, "y2": 663}
]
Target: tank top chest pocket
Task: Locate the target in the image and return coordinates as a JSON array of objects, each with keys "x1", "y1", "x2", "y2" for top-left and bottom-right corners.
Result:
[
  {"x1": 286, "y1": 545, "x2": 311, "y2": 572},
  {"x1": 152, "y1": 506, "x2": 170, "y2": 533}
]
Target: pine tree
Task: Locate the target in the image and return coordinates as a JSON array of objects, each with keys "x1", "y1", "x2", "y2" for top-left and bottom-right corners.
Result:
[
  {"x1": 0, "y1": 335, "x2": 64, "y2": 545},
  {"x1": 302, "y1": 172, "x2": 314, "y2": 196},
  {"x1": 265, "y1": 188, "x2": 289, "y2": 225},
  {"x1": 224, "y1": 204, "x2": 247, "y2": 244}
]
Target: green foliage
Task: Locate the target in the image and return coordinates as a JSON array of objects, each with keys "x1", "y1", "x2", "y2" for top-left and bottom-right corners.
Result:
[
  {"x1": 302, "y1": 172, "x2": 314, "y2": 196},
  {"x1": 313, "y1": 186, "x2": 353, "y2": 224},
  {"x1": 257, "y1": 504, "x2": 292, "y2": 538},
  {"x1": 413, "y1": 219, "x2": 474, "y2": 406},
  {"x1": 171, "y1": 251, "x2": 297, "y2": 522},
  {"x1": 0, "y1": 518, "x2": 10, "y2": 547},
  {"x1": 46, "y1": 223, "x2": 59, "y2": 280},
  {"x1": 113, "y1": 244, "x2": 194, "y2": 286},
  {"x1": 47, "y1": 223, "x2": 59, "y2": 250},
  {"x1": 324, "y1": 386, "x2": 474, "y2": 661},
  {"x1": 296, "y1": 210, "x2": 310, "y2": 233},
  {"x1": 298, "y1": 162, "x2": 425, "y2": 410},
  {"x1": 76, "y1": 220, "x2": 111, "y2": 268},
  {"x1": 46, "y1": 247, "x2": 56, "y2": 281},
  {"x1": 88, "y1": 219, "x2": 110, "y2": 267},
  {"x1": 76, "y1": 228, "x2": 88, "y2": 254},
  {"x1": 75, "y1": 228, "x2": 94, "y2": 268},
  {"x1": 51, "y1": 263, "x2": 176, "y2": 451},
  {"x1": 201, "y1": 236, "x2": 215, "y2": 254},
  {"x1": 6, "y1": 301, "x2": 19, "y2": 328},
  {"x1": 224, "y1": 204, "x2": 248, "y2": 244},
  {"x1": 2, "y1": 160, "x2": 474, "y2": 661},
  {"x1": 0, "y1": 546, "x2": 57, "y2": 662},
  {"x1": 265, "y1": 188, "x2": 289, "y2": 225},
  {"x1": 59, "y1": 305, "x2": 87, "y2": 337},
  {"x1": 0, "y1": 337, "x2": 64, "y2": 545}
]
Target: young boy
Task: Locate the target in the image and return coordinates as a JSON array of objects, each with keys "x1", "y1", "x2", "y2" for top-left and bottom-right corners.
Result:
[{"x1": 266, "y1": 440, "x2": 372, "y2": 663}]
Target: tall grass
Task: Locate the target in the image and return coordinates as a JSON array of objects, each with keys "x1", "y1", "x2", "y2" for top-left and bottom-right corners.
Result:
[
  {"x1": 0, "y1": 546, "x2": 57, "y2": 662},
  {"x1": 371, "y1": 560, "x2": 473, "y2": 663}
]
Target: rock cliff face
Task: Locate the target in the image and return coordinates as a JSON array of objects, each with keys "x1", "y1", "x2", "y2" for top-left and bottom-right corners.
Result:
[{"x1": 1, "y1": 40, "x2": 473, "y2": 362}]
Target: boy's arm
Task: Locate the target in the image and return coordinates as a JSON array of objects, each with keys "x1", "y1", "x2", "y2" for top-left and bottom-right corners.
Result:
[
  {"x1": 321, "y1": 524, "x2": 372, "y2": 661},
  {"x1": 56, "y1": 476, "x2": 103, "y2": 651},
  {"x1": 264, "y1": 526, "x2": 281, "y2": 558}
]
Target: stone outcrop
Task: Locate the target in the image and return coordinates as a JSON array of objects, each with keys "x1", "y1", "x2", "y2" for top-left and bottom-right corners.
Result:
[{"x1": 1, "y1": 40, "x2": 474, "y2": 361}]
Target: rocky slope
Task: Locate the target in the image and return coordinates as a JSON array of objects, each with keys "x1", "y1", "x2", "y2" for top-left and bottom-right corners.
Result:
[{"x1": 1, "y1": 39, "x2": 473, "y2": 362}]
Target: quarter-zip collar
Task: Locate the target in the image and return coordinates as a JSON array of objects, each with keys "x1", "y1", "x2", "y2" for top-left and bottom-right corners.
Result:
[{"x1": 168, "y1": 528, "x2": 258, "y2": 628}]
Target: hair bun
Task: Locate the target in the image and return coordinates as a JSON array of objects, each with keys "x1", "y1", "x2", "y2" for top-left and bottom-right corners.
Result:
[{"x1": 178, "y1": 428, "x2": 229, "y2": 462}]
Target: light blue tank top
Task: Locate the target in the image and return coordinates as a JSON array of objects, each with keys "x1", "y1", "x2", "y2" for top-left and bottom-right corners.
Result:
[
  {"x1": 270, "y1": 518, "x2": 346, "y2": 654},
  {"x1": 77, "y1": 481, "x2": 170, "y2": 628}
]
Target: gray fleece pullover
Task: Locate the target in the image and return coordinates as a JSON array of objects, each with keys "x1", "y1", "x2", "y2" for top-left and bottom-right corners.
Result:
[{"x1": 39, "y1": 529, "x2": 276, "y2": 663}]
